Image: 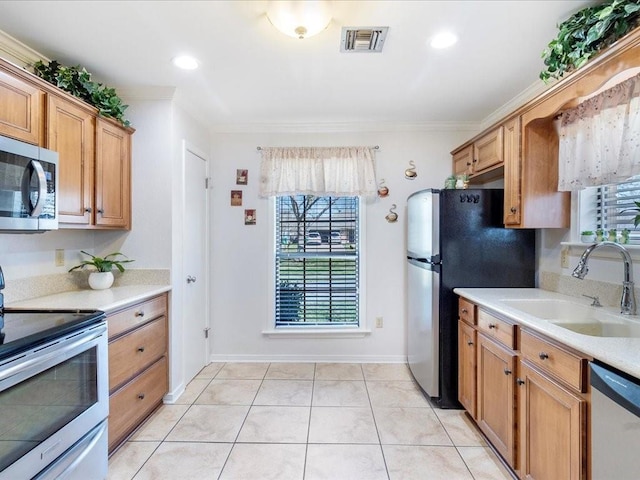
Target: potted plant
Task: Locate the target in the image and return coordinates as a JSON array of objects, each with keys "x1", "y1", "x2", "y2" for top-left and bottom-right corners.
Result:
[
  {"x1": 595, "y1": 228, "x2": 605, "y2": 242},
  {"x1": 69, "y1": 251, "x2": 134, "y2": 290},
  {"x1": 580, "y1": 230, "x2": 595, "y2": 243},
  {"x1": 607, "y1": 228, "x2": 618, "y2": 242}
]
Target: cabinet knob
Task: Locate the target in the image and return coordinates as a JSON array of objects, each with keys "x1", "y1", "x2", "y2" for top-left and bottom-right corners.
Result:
[
  {"x1": 467, "y1": 340, "x2": 474, "y2": 346},
  {"x1": 85, "y1": 207, "x2": 92, "y2": 213},
  {"x1": 461, "y1": 308, "x2": 468, "y2": 314},
  {"x1": 137, "y1": 393, "x2": 145, "y2": 400},
  {"x1": 137, "y1": 346, "x2": 145, "y2": 353},
  {"x1": 472, "y1": 159, "x2": 477, "y2": 163},
  {"x1": 488, "y1": 323, "x2": 497, "y2": 329},
  {"x1": 516, "y1": 378, "x2": 525, "y2": 386},
  {"x1": 97, "y1": 208, "x2": 104, "y2": 214},
  {"x1": 135, "y1": 311, "x2": 145, "y2": 317},
  {"x1": 466, "y1": 162, "x2": 471, "y2": 166},
  {"x1": 504, "y1": 368, "x2": 512, "y2": 375},
  {"x1": 539, "y1": 352, "x2": 549, "y2": 360},
  {"x1": 510, "y1": 207, "x2": 517, "y2": 214}
]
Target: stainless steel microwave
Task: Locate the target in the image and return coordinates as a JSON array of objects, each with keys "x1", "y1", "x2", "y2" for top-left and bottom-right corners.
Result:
[{"x1": 0, "y1": 135, "x2": 58, "y2": 232}]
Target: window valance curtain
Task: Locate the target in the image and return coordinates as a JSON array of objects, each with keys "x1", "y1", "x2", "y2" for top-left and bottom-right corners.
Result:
[
  {"x1": 259, "y1": 146, "x2": 377, "y2": 197},
  {"x1": 558, "y1": 72, "x2": 640, "y2": 191}
]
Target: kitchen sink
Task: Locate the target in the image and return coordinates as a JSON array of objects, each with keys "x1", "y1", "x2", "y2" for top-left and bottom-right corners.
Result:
[{"x1": 500, "y1": 298, "x2": 640, "y2": 338}]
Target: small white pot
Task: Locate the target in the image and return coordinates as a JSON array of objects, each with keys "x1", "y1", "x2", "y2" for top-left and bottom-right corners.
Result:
[
  {"x1": 88, "y1": 271, "x2": 114, "y2": 290},
  {"x1": 581, "y1": 234, "x2": 595, "y2": 243}
]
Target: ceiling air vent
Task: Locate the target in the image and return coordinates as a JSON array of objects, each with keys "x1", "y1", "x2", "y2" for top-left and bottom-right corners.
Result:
[{"x1": 341, "y1": 27, "x2": 388, "y2": 53}]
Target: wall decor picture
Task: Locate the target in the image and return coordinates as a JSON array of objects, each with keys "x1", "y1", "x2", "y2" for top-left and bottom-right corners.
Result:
[
  {"x1": 244, "y1": 209, "x2": 256, "y2": 225},
  {"x1": 231, "y1": 190, "x2": 243, "y2": 206},
  {"x1": 236, "y1": 169, "x2": 248, "y2": 185}
]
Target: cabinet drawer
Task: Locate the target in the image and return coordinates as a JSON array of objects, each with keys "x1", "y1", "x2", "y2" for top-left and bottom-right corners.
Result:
[
  {"x1": 109, "y1": 316, "x2": 167, "y2": 392},
  {"x1": 459, "y1": 298, "x2": 476, "y2": 325},
  {"x1": 478, "y1": 309, "x2": 515, "y2": 349},
  {"x1": 520, "y1": 329, "x2": 586, "y2": 392},
  {"x1": 108, "y1": 356, "x2": 168, "y2": 451},
  {"x1": 108, "y1": 295, "x2": 167, "y2": 338}
]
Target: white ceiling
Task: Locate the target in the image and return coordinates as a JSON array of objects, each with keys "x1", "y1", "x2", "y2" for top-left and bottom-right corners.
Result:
[{"x1": 0, "y1": 0, "x2": 595, "y2": 128}]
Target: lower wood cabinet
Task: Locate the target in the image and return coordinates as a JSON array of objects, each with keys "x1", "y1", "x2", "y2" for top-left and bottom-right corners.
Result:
[
  {"x1": 458, "y1": 320, "x2": 477, "y2": 418},
  {"x1": 107, "y1": 293, "x2": 169, "y2": 453}
]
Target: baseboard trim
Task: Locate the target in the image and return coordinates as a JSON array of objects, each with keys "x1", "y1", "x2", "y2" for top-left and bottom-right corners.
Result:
[
  {"x1": 163, "y1": 383, "x2": 185, "y2": 404},
  {"x1": 208, "y1": 354, "x2": 407, "y2": 363}
]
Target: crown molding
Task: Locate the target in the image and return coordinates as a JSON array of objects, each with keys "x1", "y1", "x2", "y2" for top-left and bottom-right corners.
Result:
[{"x1": 0, "y1": 29, "x2": 48, "y2": 68}]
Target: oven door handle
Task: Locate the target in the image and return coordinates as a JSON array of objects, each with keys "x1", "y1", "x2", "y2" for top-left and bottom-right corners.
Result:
[
  {"x1": 20, "y1": 160, "x2": 48, "y2": 218},
  {"x1": 0, "y1": 326, "x2": 106, "y2": 382}
]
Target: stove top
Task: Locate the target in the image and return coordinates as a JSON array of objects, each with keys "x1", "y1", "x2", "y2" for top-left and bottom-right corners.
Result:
[{"x1": 0, "y1": 308, "x2": 106, "y2": 361}]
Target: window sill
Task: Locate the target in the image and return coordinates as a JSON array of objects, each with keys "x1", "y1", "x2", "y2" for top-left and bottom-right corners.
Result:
[
  {"x1": 561, "y1": 242, "x2": 640, "y2": 260},
  {"x1": 262, "y1": 328, "x2": 372, "y2": 339}
]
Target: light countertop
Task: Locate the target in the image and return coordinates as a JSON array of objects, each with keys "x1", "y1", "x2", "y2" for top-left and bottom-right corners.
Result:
[
  {"x1": 7, "y1": 285, "x2": 171, "y2": 313},
  {"x1": 454, "y1": 288, "x2": 640, "y2": 379}
]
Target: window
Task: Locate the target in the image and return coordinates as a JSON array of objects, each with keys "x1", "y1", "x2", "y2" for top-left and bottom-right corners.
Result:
[
  {"x1": 580, "y1": 175, "x2": 640, "y2": 243},
  {"x1": 274, "y1": 195, "x2": 360, "y2": 327}
]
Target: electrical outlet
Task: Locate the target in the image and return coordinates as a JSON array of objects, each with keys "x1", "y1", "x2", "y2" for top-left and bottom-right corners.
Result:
[
  {"x1": 375, "y1": 317, "x2": 383, "y2": 328},
  {"x1": 560, "y1": 247, "x2": 569, "y2": 269},
  {"x1": 55, "y1": 249, "x2": 64, "y2": 267}
]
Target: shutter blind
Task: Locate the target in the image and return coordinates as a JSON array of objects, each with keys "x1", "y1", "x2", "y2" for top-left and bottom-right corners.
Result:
[
  {"x1": 597, "y1": 176, "x2": 640, "y2": 242},
  {"x1": 275, "y1": 195, "x2": 359, "y2": 326}
]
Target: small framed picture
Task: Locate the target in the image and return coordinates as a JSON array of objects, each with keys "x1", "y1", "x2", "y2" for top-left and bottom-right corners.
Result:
[
  {"x1": 244, "y1": 209, "x2": 256, "y2": 225},
  {"x1": 231, "y1": 190, "x2": 243, "y2": 206},
  {"x1": 236, "y1": 169, "x2": 248, "y2": 185}
]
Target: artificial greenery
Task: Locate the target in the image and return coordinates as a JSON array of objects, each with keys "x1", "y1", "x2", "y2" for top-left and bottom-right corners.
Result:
[
  {"x1": 68, "y1": 251, "x2": 134, "y2": 273},
  {"x1": 623, "y1": 200, "x2": 640, "y2": 227},
  {"x1": 33, "y1": 60, "x2": 130, "y2": 126},
  {"x1": 540, "y1": 0, "x2": 640, "y2": 82}
]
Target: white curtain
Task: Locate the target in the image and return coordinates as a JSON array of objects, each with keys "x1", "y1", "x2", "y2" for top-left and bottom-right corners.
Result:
[
  {"x1": 259, "y1": 146, "x2": 377, "y2": 197},
  {"x1": 558, "y1": 72, "x2": 640, "y2": 191}
]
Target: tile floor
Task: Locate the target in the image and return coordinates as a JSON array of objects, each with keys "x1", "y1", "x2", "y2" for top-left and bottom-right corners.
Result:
[{"x1": 108, "y1": 363, "x2": 512, "y2": 480}]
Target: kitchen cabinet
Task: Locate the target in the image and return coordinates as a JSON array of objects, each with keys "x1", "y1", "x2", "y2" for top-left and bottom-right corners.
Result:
[
  {"x1": 502, "y1": 116, "x2": 522, "y2": 225},
  {"x1": 0, "y1": 66, "x2": 44, "y2": 145},
  {"x1": 107, "y1": 293, "x2": 169, "y2": 453},
  {"x1": 458, "y1": 320, "x2": 477, "y2": 418},
  {"x1": 451, "y1": 126, "x2": 503, "y2": 178},
  {"x1": 452, "y1": 145, "x2": 473, "y2": 176}
]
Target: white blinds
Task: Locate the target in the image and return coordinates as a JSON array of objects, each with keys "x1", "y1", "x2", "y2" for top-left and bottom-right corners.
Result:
[{"x1": 259, "y1": 146, "x2": 377, "y2": 197}]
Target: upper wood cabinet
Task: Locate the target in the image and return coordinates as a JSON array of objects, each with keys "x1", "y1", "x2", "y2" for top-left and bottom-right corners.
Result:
[
  {"x1": 473, "y1": 127, "x2": 503, "y2": 173},
  {"x1": 0, "y1": 68, "x2": 44, "y2": 145},
  {"x1": 502, "y1": 117, "x2": 522, "y2": 226},
  {"x1": 453, "y1": 145, "x2": 473, "y2": 176}
]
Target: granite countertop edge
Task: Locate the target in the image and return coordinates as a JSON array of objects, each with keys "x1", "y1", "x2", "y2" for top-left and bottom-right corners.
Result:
[
  {"x1": 454, "y1": 287, "x2": 640, "y2": 380},
  {"x1": 7, "y1": 285, "x2": 172, "y2": 314}
]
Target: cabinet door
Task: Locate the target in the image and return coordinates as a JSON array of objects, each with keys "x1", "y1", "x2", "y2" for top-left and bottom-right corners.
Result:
[
  {"x1": 517, "y1": 361, "x2": 586, "y2": 480},
  {"x1": 452, "y1": 145, "x2": 473, "y2": 175},
  {"x1": 503, "y1": 117, "x2": 522, "y2": 226},
  {"x1": 95, "y1": 118, "x2": 131, "y2": 229},
  {"x1": 48, "y1": 95, "x2": 95, "y2": 226},
  {"x1": 0, "y1": 69, "x2": 43, "y2": 145},
  {"x1": 473, "y1": 127, "x2": 503, "y2": 173},
  {"x1": 458, "y1": 320, "x2": 477, "y2": 418},
  {"x1": 477, "y1": 333, "x2": 516, "y2": 467}
]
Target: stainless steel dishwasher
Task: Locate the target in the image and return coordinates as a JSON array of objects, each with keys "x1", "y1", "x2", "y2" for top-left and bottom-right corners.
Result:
[{"x1": 591, "y1": 362, "x2": 640, "y2": 480}]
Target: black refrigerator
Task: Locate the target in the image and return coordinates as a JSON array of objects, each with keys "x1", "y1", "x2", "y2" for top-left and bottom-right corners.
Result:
[{"x1": 406, "y1": 188, "x2": 535, "y2": 408}]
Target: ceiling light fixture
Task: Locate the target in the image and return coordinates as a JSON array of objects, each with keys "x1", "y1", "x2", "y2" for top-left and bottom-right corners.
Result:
[
  {"x1": 266, "y1": 0, "x2": 332, "y2": 40},
  {"x1": 430, "y1": 31, "x2": 458, "y2": 49},
  {"x1": 172, "y1": 55, "x2": 199, "y2": 70}
]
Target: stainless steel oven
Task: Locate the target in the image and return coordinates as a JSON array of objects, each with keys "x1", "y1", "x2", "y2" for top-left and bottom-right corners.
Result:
[{"x1": 0, "y1": 309, "x2": 108, "y2": 480}]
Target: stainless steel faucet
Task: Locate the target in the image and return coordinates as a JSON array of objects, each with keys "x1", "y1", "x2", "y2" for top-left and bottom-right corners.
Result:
[{"x1": 572, "y1": 241, "x2": 637, "y2": 315}]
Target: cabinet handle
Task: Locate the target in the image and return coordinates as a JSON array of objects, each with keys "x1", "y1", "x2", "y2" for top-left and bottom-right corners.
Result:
[
  {"x1": 137, "y1": 346, "x2": 145, "y2": 353},
  {"x1": 466, "y1": 162, "x2": 471, "y2": 166},
  {"x1": 97, "y1": 208, "x2": 104, "y2": 214},
  {"x1": 85, "y1": 207, "x2": 92, "y2": 213},
  {"x1": 472, "y1": 159, "x2": 477, "y2": 163},
  {"x1": 467, "y1": 340, "x2": 474, "y2": 346},
  {"x1": 510, "y1": 207, "x2": 517, "y2": 214},
  {"x1": 137, "y1": 393, "x2": 145, "y2": 400},
  {"x1": 488, "y1": 323, "x2": 497, "y2": 329},
  {"x1": 516, "y1": 378, "x2": 525, "y2": 386},
  {"x1": 539, "y1": 352, "x2": 549, "y2": 360},
  {"x1": 135, "y1": 311, "x2": 145, "y2": 317},
  {"x1": 461, "y1": 308, "x2": 468, "y2": 314},
  {"x1": 504, "y1": 368, "x2": 512, "y2": 375}
]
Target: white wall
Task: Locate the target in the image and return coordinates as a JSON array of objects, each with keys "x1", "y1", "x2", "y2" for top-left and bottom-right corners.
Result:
[{"x1": 208, "y1": 127, "x2": 475, "y2": 362}]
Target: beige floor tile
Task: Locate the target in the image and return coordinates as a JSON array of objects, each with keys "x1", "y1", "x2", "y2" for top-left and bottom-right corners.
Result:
[
  {"x1": 173, "y1": 378, "x2": 210, "y2": 405},
  {"x1": 253, "y1": 379, "x2": 313, "y2": 406},
  {"x1": 314, "y1": 363, "x2": 363, "y2": 380},
  {"x1": 237, "y1": 406, "x2": 310, "y2": 443},
  {"x1": 308, "y1": 406, "x2": 379, "y2": 444},
  {"x1": 312, "y1": 380, "x2": 370, "y2": 407},
  {"x1": 195, "y1": 379, "x2": 262, "y2": 405},
  {"x1": 108, "y1": 441, "x2": 159, "y2": 480},
  {"x1": 434, "y1": 409, "x2": 487, "y2": 447},
  {"x1": 305, "y1": 444, "x2": 388, "y2": 480},
  {"x1": 383, "y1": 445, "x2": 473, "y2": 480},
  {"x1": 366, "y1": 381, "x2": 430, "y2": 408},
  {"x1": 132, "y1": 442, "x2": 232, "y2": 480},
  {"x1": 216, "y1": 362, "x2": 270, "y2": 379},
  {"x1": 219, "y1": 443, "x2": 306, "y2": 480},
  {"x1": 266, "y1": 362, "x2": 315, "y2": 379},
  {"x1": 374, "y1": 407, "x2": 452, "y2": 446},
  {"x1": 195, "y1": 362, "x2": 225, "y2": 379},
  {"x1": 363, "y1": 363, "x2": 414, "y2": 381},
  {"x1": 130, "y1": 404, "x2": 190, "y2": 441},
  {"x1": 165, "y1": 405, "x2": 249, "y2": 442},
  {"x1": 458, "y1": 446, "x2": 513, "y2": 480}
]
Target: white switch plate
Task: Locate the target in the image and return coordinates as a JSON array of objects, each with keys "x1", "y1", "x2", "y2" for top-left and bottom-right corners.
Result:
[
  {"x1": 55, "y1": 249, "x2": 64, "y2": 267},
  {"x1": 375, "y1": 317, "x2": 383, "y2": 328}
]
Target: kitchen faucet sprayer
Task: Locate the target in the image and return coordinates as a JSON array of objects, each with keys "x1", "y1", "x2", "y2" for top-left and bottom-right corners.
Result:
[{"x1": 571, "y1": 241, "x2": 636, "y2": 315}]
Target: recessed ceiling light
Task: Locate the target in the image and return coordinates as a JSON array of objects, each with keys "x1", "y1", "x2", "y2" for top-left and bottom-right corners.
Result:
[
  {"x1": 430, "y1": 31, "x2": 457, "y2": 49},
  {"x1": 172, "y1": 55, "x2": 199, "y2": 70}
]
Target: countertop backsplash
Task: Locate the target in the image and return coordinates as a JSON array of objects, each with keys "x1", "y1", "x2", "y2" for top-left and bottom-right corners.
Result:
[{"x1": 3, "y1": 269, "x2": 170, "y2": 304}]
